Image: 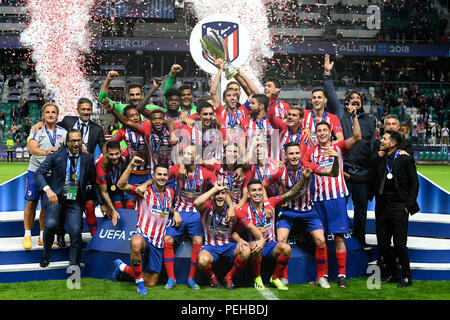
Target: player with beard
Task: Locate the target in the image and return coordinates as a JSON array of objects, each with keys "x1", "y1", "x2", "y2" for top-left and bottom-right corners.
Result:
[
  {"x1": 235, "y1": 173, "x2": 311, "y2": 291},
  {"x1": 302, "y1": 88, "x2": 344, "y2": 147},
  {"x1": 263, "y1": 142, "x2": 338, "y2": 288},
  {"x1": 194, "y1": 181, "x2": 256, "y2": 290},
  {"x1": 267, "y1": 96, "x2": 308, "y2": 161},
  {"x1": 112, "y1": 158, "x2": 178, "y2": 295},
  {"x1": 264, "y1": 78, "x2": 290, "y2": 120},
  {"x1": 95, "y1": 140, "x2": 128, "y2": 220},
  {"x1": 322, "y1": 54, "x2": 376, "y2": 246},
  {"x1": 302, "y1": 111, "x2": 361, "y2": 288}
]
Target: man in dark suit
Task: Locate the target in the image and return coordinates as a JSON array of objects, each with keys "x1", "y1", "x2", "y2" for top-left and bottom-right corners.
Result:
[
  {"x1": 56, "y1": 98, "x2": 106, "y2": 240},
  {"x1": 368, "y1": 129, "x2": 420, "y2": 288},
  {"x1": 374, "y1": 115, "x2": 414, "y2": 157},
  {"x1": 35, "y1": 129, "x2": 101, "y2": 268}
]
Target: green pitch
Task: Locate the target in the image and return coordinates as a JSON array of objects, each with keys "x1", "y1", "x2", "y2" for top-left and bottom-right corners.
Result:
[
  {"x1": 0, "y1": 162, "x2": 28, "y2": 184},
  {"x1": 0, "y1": 277, "x2": 448, "y2": 300}
]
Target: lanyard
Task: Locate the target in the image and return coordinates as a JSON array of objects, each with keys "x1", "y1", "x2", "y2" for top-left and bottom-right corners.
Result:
[
  {"x1": 185, "y1": 165, "x2": 200, "y2": 193},
  {"x1": 166, "y1": 112, "x2": 179, "y2": 122},
  {"x1": 249, "y1": 202, "x2": 265, "y2": 227},
  {"x1": 151, "y1": 185, "x2": 167, "y2": 213},
  {"x1": 76, "y1": 120, "x2": 88, "y2": 144},
  {"x1": 44, "y1": 125, "x2": 57, "y2": 147},
  {"x1": 255, "y1": 162, "x2": 268, "y2": 181},
  {"x1": 312, "y1": 111, "x2": 327, "y2": 128},
  {"x1": 254, "y1": 114, "x2": 268, "y2": 131},
  {"x1": 67, "y1": 153, "x2": 81, "y2": 182},
  {"x1": 287, "y1": 164, "x2": 302, "y2": 186},
  {"x1": 212, "y1": 203, "x2": 228, "y2": 231},
  {"x1": 288, "y1": 128, "x2": 301, "y2": 143},
  {"x1": 151, "y1": 127, "x2": 166, "y2": 154},
  {"x1": 226, "y1": 170, "x2": 235, "y2": 191},
  {"x1": 385, "y1": 150, "x2": 400, "y2": 176},
  {"x1": 110, "y1": 166, "x2": 120, "y2": 185},
  {"x1": 227, "y1": 110, "x2": 239, "y2": 128},
  {"x1": 126, "y1": 128, "x2": 141, "y2": 149}
]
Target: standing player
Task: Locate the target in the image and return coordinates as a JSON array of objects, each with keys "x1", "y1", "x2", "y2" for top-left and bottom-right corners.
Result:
[
  {"x1": 264, "y1": 78, "x2": 290, "y2": 120},
  {"x1": 95, "y1": 140, "x2": 128, "y2": 219},
  {"x1": 23, "y1": 102, "x2": 67, "y2": 249},
  {"x1": 235, "y1": 173, "x2": 311, "y2": 291},
  {"x1": 302, "y1": 110, "x2": 361, "y2": 288},
  {"x1": 264, "y1": 142, "x2": 339, "y2": 288},
  {"x1": 267, "y1": 96, "x2": 307, "y2": 161},
  {"x1": 112, "y1": 157, "x2": 179, "y2": 295},
  {"x1": 302, "y1": 89, "x2": 344, "y2": 147},
  {"x1": 194, "y1": 181, "x2": 257, "y2": 289}
]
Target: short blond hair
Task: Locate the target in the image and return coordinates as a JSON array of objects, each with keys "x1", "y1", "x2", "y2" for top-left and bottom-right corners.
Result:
[{"x1": 41, "y1": 102, "x2": 59, "y2": 115}]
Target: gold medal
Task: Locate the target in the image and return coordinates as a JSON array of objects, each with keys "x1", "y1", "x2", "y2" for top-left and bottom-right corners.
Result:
[
  {"x1": 259, "y1": 227, "x2": 266, "y2": 233},
  {"x1": 110, "y1": 185, "x2": 116, "y2": 191},
  {"x1": 71, "y1": 173, "x2": 78, "y2": 180},
  {"x1": 161, "y1": 212, "x2": 165, "y2": 218},
  {"x1": 230, "y1": 190, "x2": 235, "y2": 197},
  {"x1": 188, "y1": 192, "x2": 194, "y2": 199}
]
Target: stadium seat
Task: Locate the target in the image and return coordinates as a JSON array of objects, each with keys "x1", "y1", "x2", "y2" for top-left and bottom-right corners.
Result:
[
  {"x1": 430, "y1": 151, "x2": 437, "y2": 161},
  {"x1": 418, "y1": 151, "x2": 425, "y2": 161},
  {"x1": 424, "y1": 151, "x2": 431, "y2": 161}
]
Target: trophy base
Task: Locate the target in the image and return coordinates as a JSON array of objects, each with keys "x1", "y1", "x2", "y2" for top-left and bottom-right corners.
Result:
[{"x1": 224, "y1": 68, "x2": 240, "y2": 80}]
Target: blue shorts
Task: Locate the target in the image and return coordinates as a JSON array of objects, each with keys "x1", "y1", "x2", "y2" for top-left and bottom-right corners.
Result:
[
  {"x1": 315, "y1": 197, "x2": 349, "y2": 234},
  {"x1": 25, "y1": 171, "x2": 43, "y2": 201},
  {"x1": 134, "y1": 232, "x2": 163, "y2": 274},
  {"x1": 165, "y1": 211, "x2": 204, "y2": 241},
  {"x1": 109, "y1": 190, "x2": 125, "y2": 203},
  {"x1": 200, "y1": 243, "x2": 237, "y2": 264},
  {"x1": 276, "y1": 207, "x2": 324, "y2": 234},
  {"x1": 250, "y1": 241, "x2": 279, "y2": 259},
  {"x1": 125, "y1": 172, "x2": 151, "y2": 200}
]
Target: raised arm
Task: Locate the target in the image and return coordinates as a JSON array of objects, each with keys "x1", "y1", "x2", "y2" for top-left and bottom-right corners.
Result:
[
  {"x1": 234, "y1": 68, "x2": 259, "y2": 97},
  {"x1": 193, "y1": 180, "x2": 226, "y2": 212},
  {"x1": 99, "y1": 70, "x2": 119, "y2": 105},
  {"x1": 136, "y1": 77, "x2": 162, "y2": 119},
  {"x1": 268, "y1": 96, "x2": 287, "y2": 130},
  {"x1": 117, "y1": 156, "x2": 144, "y2": 193},
  {"x1": 344, "y1": 110, "x2": 362, "y2": 150},
  {"x1": 101, "y1": 100, "x2": 139, "y2": 132},
  {"x1": 322, "y1": 54, "x2": 344, "y2": 119},
  {"x1": 209, "y1": 58, "x2": 224, "y2": 109}
]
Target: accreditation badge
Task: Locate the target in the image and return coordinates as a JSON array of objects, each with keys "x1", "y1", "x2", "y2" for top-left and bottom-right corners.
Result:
[{"x1": 66, "y1": 183, "x2": 79, "y2": 200}]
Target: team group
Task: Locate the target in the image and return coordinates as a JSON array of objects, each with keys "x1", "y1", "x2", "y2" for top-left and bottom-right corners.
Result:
[{"x1": 22, "y1": 55, "x2": 419, "y2": 295}]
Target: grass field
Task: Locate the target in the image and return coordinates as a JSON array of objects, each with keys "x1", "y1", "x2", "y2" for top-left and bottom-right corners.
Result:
[
  {"x1": 0, "y1": 277, "x2": 448, "y2": 300},
  {"x1": 0, "y1": 162, "x2": 28, "y2": 184}
]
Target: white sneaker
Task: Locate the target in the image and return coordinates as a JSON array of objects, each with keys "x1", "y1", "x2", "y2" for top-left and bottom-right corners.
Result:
[
  {"x1": 316, "y1": 277, "x2": 330, "y2": 288},
  {"x1": 280, "y1": 277, "x2": 289, "y2": 286}
]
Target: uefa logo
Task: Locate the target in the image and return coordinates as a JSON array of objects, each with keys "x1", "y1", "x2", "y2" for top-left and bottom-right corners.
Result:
[{"x1": 189, "y1": 14, "x2": 251, "y2": 76}]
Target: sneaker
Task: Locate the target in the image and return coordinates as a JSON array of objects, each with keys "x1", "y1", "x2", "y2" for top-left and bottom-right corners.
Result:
[
  {"x1": 164, "y1": 277, "x2": 176, "y2": 289},
  {"x1": 270, "y1": 276, "x2": 288, "y2": 291},
  {"x1": 338, "y1": 275, "x2": 347, "y2": 288},
  {"x1": 38, "y1": 238, "x2": 56, "y2": 248},
  {"x1": 209, "y1": 274, "x2": 221, "y2": 289},
  {"x1": 23, "y1": 236, "x2": 32, "y2": 250},
  {"x1": 224, "y1": 277, "x2": 235, "y2": 290},
  {"x1": 136, "y1": 281, "x2": 148, "y2": 295},
  {"x1": 187, "y1": 278, "x2": 200, "y2": 290},
  {"x1": 254, "y1": 276, "x2": 266, "y2": 291},
  {"x1": 111, "y1": 259, "x2": 123, "y2": 282},
  {"x1": 280, "y1": 277, "x2": 289, "y2": 286},
  {"x1": 316, "y1": 276, "x2": 331, "y2": 289}
]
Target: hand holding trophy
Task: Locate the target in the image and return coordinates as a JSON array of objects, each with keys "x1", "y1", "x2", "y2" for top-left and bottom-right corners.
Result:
[{"x1": 200, "y1": 30, "x2": 240, "y2": 80}]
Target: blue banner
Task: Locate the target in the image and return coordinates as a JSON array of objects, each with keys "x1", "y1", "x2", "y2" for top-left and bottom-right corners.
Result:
[
  {"x1": 91, "y1": 0, "x2": 175, "y2": 19},
  {"x1": 86, "y1": 208, "x2": 138, "y2": 254}
]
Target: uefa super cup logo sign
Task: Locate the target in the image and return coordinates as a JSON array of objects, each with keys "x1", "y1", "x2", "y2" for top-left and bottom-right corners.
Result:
[{"x1": 189, "y1": 14, "x2": 251, "y2": 77}]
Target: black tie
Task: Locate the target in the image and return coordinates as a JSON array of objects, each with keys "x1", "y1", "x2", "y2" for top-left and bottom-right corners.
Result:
[{"x1": 80, "y1": 123, "x2": 86, "y2": 139}]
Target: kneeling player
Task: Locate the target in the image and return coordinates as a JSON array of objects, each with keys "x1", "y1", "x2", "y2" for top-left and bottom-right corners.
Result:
[
  {"x1": 194, "y1": 181, "x2": 261, "y2": 290},
  {"x1": 111, "y1": 157, "x2": 180, "y2": 295},
  {"x1": 236, "y1": 173, "x2": 311, "y2": 291}
]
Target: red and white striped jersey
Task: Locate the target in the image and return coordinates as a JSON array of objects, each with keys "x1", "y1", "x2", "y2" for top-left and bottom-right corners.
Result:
[
  {"x1": 240, "y1": 115, "x2": 278, "y2": 160},
  {"x1": 236, "y1": 196, "x2": 283, "y2": 243},
  {"x1": 265, "y1": 164, "x2": 313, "y2": 212},
  {"x1": 245, "y1": 159, "x2": 281, "y2": 197},
  {"x1": 199, "y1": 200, "x2": 236, "y2": 246},
  {"x1": 177, "y1": 124, "x2": 226, "y2": 161},
  {"x1": 136, "y1": 122, "x2": 173, "y2": 169},
  {"x1": 301, "y1": 110, "x2": 343, "y2": 147},
  {"x1": 273, "y1": 99, "x2": 290, "y2": 120},
  {"x1": 110, "y1": 123, "x2": 151, "y2": 172},
  {"x1": 216, "y1": 166, "x2": 252, "y2": 205},
  {"x1": 169, "y1": 164, "x2": 217, "y2": 213},
  {"x1": 215, "y1": 105, "x2": 249, "y2": 129},
  {"x1": 95, "y1": 153, "x2": 128, "y2": 186},
  {"x1": 302, "y1": 140, "x2": 349, "y2": 201},
  {"x1": 130, "y1": 185, "x2": 174, "y2": 248}
]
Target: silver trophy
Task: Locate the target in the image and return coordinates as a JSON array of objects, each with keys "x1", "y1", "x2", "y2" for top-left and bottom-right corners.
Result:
[{"x1": 200, "y1": 30, "x2": 240, "y2": 80}]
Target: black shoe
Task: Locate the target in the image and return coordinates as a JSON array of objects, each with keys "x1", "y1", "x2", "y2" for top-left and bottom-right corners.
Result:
[
  {"x1": 56, "y1": 234, "x2": 66, "y2": 248},
  {"x1": 381, "y1": 274, "x2": 401, "y2": 284},
  {"x1": 224, "y1": 277, "x2": 235, "y2": 290},
  {"x1": 397, "y1": 277, "x2": 413, "y2": 288},
  {"x1": 40, "y1": 257, "x2": 50, "y2": 268},
  {"x1": 338, "y1": 275, "x2": 347, "y2": 288}
]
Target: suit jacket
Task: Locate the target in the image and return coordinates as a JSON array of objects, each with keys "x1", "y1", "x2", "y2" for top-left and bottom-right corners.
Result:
[
  {"x1": 373, "y1": 138, "x2": 414, "y2": 160},
  {"x1": 34, "y1": 147, "x2": 101, "y2": 210},
  {"x1": 367, "y1": 151, "x2": 420, "y2": 215},
  {"x1": 58, "y1": 116, "x2": 106, "y2": 154}
]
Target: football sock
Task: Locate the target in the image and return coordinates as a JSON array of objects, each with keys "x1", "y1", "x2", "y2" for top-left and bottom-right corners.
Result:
[
  {"x1": 125, "y1": 200, "x2": 136, "y2": 210},
  {"x1": 188, "y1": 243, "x2": 202, "y2": 280},
  {"x1": 24, "y1": 230, "x2": 31, "y2": 237},
  {"x1": 163, "y1": 241, "x2": 175, "y2": 280},
  {"x1": 226, "y1": 256, "x2": 247, "y2": 280},
  {"x1": 316, "y1": 245, "x2": 328, "y2": 279},
  {"x1": 272, "y1": 254, "x2": 290, "y2": 280},
  {"x1": 250, "y1": 255, "x2": 262, "y2": 277},
  {"x1": 199, "y1": 264, "x2": 217, "y2": 286},
  {"x1": 336, "y1": 250, "x2": 347, "y2": 277},
  {"x1": 85, "y1": 202, "x2": 97, "y2": 236},
  {"x1": 121, "y1": 259, "x2": 142, "y2": 282}
]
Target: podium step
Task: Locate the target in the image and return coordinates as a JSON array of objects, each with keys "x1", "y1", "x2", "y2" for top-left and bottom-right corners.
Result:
[{"x1": 368, "y1": 261, "x2": 450, "y2": 280}]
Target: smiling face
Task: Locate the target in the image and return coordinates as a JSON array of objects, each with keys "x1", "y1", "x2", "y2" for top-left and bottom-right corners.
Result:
[
  {"x1": 213, "y1": 189, "x2": 227, "y2": 208},
  {"x1": 77, "y1": 102, "x2": 92, "y2": 123},
  {"x1": 106, "y1": 147, "x2": 121, "y2": 166},
  {"x1": 286, "y1": 108, "x2": 301, "y2": 128},
  {"x1": 150, "y1": 111, "x2": 165, "y2": 132},
  {"x1": 316, "y1": 123, "x2": 331, "y2": 145},
  {"x1": 42, "y1": 104, "x2": 58, "y2": 126},
  {"x1": 380, "y1": 133, "x2": 396, "y2": 152},
  {"x1": 347, "y1": 92, "x2": 362, "y2": 110},
  {"x1": 311, "y1": 90, "x2": 327, "y2": 112},
  {"x1": 180, "y1": 88, "x2": 193, "y2": 108},
  {"x1": 153, "y1": 166, "x2": 169, "y2": 189},
  {"x1": 67, "y1": 131, "x2": 82, "y2": 155},
  {"x1": 166, "y1": 95, "x2": 181, "y2": 112},
  {"x1": 285, "y1": 145, "x2": 301, "y2": 167},
  {"x1": 223, "y1": 89, "x2": 238, "y2": 109},
  {"x1": 264, "y1": 81, "x2": 280, "y2": 98},
  {"x1": 199, "y1": 106, "x2": 214, "y2": 128},
  {"x1": 248, "y1": 182, "x2": 264, "y2": 205},
  {"x1": 225, "y1": 145, "x2": 239, "y2": 165},
  {"x1": 128, "y1": 87, "x2": 143, "y2": 107},
  {"x1": 125, "y1": 107, "x2": 140, "y2": 124},
  {"x1": 249, "y1": 97, "x2": 262, "y2": 118}
]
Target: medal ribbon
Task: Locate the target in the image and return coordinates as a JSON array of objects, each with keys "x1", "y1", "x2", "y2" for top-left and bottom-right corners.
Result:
[
  {"x1": 287, "y1": 164, "x2": 302, "y2": 187},
  {"x1": 185, "y1": 165, "x2": 200, "y2": 194},
  {"x1": 67, "y1": 152, "x2": 81, "y2": 182},
  {"x1": 151, "y1": 127, "x2": 166, "y2": 154},
  {"x1": 226, "y1": 170, "x2": 235, "y2": 191},
  {"x1": 288, "y1": 128, "x2": 302, "y2": 143},
  {"x1": 227, "y1": 110, "x2": 239, "y2": 129},
  {"x1": 126, "y1": 128, "x2": 141, "y2": 149},
  {"x1": 385, "y1": 150, "x2": 400, "y2": 177},
  {"x1": 249, "y1": 202, "x2": 265, "y2": 228},
  {"x1": 44, "y1": 125, "x2": 57, "y2": 147},
  {"x1": 312, "y1": 111, "x2": 327, "y2": 129},
  {"x1": 212, "y1": 203, "x2": 228, "y2": 231},
  {"x1": 255, "y1": 162, "x2": 269, "y2": 181},
  {"x1": 151, "y1": 185, "x2": 167, "y2": 213}
]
